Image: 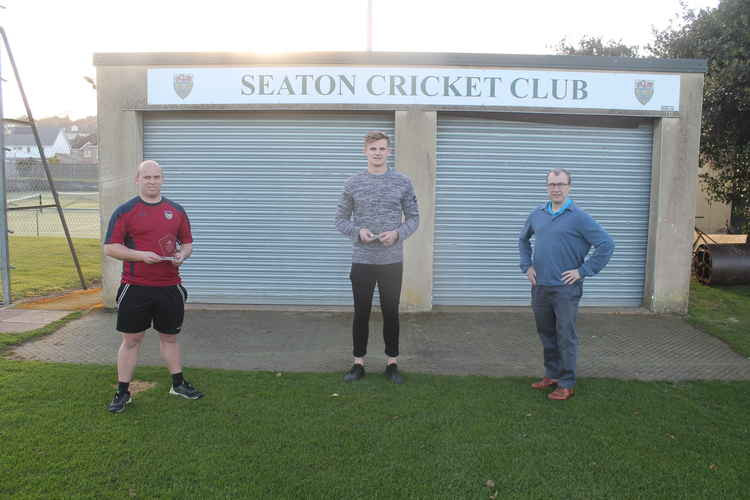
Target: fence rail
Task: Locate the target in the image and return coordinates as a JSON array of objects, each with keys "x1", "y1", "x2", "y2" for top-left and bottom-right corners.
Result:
[
  {"x1": 5, "y1": 160, "x2": 98, "y2": 193},
  {"x1": 7, "y1": 206, "x2": 99, "y2": 239}
]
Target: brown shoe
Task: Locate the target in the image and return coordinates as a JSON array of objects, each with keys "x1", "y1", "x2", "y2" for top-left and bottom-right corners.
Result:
[
  {"x1": 531, "y1": 377, "x2": 558, "y2": 390},
  {"x1": 548, "y1": 387, "x2": 575, "y2": 400}
]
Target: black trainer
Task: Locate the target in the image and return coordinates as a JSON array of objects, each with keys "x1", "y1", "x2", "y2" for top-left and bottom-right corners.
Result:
[
  {"x1": 343, "y1": 364, "x2": 365, "y2": 382},
  {"x1": 385, "y1": 364, "x2": 404, "y2": 384},
  {"x1": 107, "y1": 391, "x2": 132, "y2": 413},
  {"x1": 169, "y1": 380, "x2": 204, "y2": 399}
]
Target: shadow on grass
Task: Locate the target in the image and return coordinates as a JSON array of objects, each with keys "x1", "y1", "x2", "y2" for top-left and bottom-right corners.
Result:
[
  {"x1": 712, "y1": 284, "x2": 750, "y2": 300},
  {"x1": 688, "y1": 279, "x2": 750, "y2": 357}
]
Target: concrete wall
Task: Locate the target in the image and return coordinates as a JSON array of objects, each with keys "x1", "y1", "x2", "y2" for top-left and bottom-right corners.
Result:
[
  {"x1": 97, "y1": 66, "x2": 146, "y2": 307},
  {"x1": 395, "y1": 110, "x2": 436, "y2": 312},
  {"x1": 644, "y1": 73, "x2": 704, "y2": 313}
]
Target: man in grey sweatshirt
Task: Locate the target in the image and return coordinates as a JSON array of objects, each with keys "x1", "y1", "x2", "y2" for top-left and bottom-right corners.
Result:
[{"x1": 335, "y1": 131, "x2": 420, "y2": 384}]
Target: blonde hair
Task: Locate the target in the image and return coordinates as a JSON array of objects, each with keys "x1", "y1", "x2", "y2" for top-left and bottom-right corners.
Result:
[{"x1": 364, "y1": 131, "x2": 390, "y2": 146}]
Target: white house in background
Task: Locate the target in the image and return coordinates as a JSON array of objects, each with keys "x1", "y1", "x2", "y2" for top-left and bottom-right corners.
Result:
[
  {"x1": 65, "y1": 124, "x2": 80, "y2": 142},
  {"x1": 4, "y1": 127, "x2": 71, "y2": 159},
  {"x1": 71, "y1": 134, "x2": 98, "y2": 163}
]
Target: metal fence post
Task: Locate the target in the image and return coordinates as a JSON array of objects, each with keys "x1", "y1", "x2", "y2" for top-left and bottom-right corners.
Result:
[
  {"x1": 36, "y1": 193, "x2": 40, "y2": 237},
  {"x1": 0, "y1": 49, "x2": 12, "y2": 304}
]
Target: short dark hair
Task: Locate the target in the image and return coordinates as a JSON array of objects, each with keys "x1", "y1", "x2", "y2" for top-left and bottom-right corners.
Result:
[
  {"x1": 547, "y1": 168, "x2": 571, "y2": 184},
  {"x1": 364, "y1": 131, "x2": 390, "y2": 146}
]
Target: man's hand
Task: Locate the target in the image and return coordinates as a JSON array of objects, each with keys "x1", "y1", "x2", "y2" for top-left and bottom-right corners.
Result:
[
  {"x1": 140, "y1": 251, "x2": 162, "y2": 264},
  {"x1": 526, "y1": 266, "x2": 537, "y2": 286},
  {"x1": 171, "y1": 250, "x2": 186, "y2": 267},
  {"x1": 378, "y1": 230, "x2": 399, "y2": 247},
  {"x1": 359, "y1": 228, "x2": 377, "y2": 243},
  {"x1": 561, "y1": 269, "x2": 581, "y2": 285}
]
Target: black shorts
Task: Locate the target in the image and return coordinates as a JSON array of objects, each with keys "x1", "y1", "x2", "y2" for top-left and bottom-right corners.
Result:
[{"x1": 115, "y1": 283, "x2": 188, "y2": 334}]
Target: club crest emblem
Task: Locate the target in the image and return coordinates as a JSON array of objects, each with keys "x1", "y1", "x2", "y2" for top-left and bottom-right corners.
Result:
[
  {"x1": 634, "y1": 80, "x2": 654, "y2": 105},
  {"x1": 164, "y1": 210, "x2": 174, "y2": 220},
  {"x1": 173, "y1": 73, "x2": 194, "y2": 100}
]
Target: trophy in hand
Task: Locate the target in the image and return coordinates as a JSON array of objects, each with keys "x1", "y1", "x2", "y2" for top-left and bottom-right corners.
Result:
[{"x1": 158, "y1": 234, "x2": 179, "y2": 261}]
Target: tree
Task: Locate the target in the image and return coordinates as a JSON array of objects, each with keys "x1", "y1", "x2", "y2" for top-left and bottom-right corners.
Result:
[
  {"x1": 651, "y1": 0, "x2": 750, "y2": 232},
  {"x1": 555, "y1": 36, "x2": 640, "y2": 57}
]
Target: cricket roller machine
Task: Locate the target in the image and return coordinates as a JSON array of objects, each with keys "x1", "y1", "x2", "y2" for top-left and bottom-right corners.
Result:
[{"x1": 693, "y1": 229, "x2": 750, "y2": 285}]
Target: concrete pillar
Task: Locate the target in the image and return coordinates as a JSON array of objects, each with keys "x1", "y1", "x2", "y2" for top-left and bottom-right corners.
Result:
[
  {"x1": 644, "y1": 73, "x2": 704, "y2": 313},
  {"x1": 97, "y1": 66, "x2": 146, "y2": 307},
  {"x1": 395, "y1": 110, "x2": 437, "y2": 312}
]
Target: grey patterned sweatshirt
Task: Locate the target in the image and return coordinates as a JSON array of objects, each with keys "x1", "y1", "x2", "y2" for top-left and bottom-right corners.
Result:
[{"x1": 335, "y1": 169, "x2": 420, "y2": 265}]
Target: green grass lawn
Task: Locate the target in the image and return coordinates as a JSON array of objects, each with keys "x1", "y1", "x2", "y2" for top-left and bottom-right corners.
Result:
[
  {"x1": 1, "y1": 359, "x2": 748, "y2": 499},
  {"x1": 2, "y1": 253, "x2": 750, "y2": 497},
  {"x1": 688, "y1": 278, "x2": 750, "y2": 357},
  {"x1": 0, "y1": 236, "x2": 101, "y2": 301}
]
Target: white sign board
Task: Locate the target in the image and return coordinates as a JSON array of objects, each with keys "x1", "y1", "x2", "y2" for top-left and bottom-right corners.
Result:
[{"x1": 148, "y1": 67, "x2": 680, "y2": 112}]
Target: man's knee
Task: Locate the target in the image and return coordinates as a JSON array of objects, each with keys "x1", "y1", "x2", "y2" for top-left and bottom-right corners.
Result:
[
  {"x1": 159, "y1": 333, "x2": 178, "y2": 345},
  {"x1": 557, "y1": 324, "x2": 578, "y2": 347},
  {"x1": 121, "y1": 333, "x2": 144, "y2": 349},
  {"x1": 380, "y1": 301, "x2": 400, "y2": 316}
]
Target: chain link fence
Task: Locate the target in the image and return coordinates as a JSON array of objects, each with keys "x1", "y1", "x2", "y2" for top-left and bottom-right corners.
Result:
[
  {"x1": 5, "y1": 159, "x2": 99, "y2": 239},
  {"x1": 1, "y1": 158, "x2": 100, "y2": 301}
]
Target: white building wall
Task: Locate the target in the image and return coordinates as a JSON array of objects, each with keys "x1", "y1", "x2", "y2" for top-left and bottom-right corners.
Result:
[{"x1": 51, "y1": 131, "x2": 71, "y2": 156}]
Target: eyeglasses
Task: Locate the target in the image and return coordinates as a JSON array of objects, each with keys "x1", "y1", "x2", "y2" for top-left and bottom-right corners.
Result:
[{"x1": 547, "y1": 183, "x2": 570, "y2": 189}]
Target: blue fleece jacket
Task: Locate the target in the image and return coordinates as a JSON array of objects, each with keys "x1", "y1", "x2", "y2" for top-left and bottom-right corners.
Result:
[{"x1": 519, "y1": 200, "x2": 614, "y2": 286}]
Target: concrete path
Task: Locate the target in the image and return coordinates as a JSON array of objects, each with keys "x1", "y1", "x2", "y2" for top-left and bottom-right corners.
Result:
[
  {"x1": 8, "y1": 308, "x2": 750, "y2": 381},
  {"x1": 0, "y1": 308, "x2": 71, "y2": 333}
]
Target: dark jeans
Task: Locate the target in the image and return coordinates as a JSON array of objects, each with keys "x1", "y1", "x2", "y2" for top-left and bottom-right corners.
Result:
[
  {"x1": 350, "y1": 262, "x2": 403, "y2": 358},
  {"x1": 531, "y1": 282, "x2": 583, "y2": 389}
]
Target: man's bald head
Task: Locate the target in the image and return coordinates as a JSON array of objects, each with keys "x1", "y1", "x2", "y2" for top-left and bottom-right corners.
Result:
[
  {"x1": 137, "y1": 160, "x2": 162, "y2": 175},
  {"x1": 136, "y1": 160, "x2": 164, "y2": 201}
]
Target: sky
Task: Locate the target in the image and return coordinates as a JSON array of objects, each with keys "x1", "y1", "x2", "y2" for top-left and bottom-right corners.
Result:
[{"x1": 0, "y1": 0, "x2": 720, "y2": 120}]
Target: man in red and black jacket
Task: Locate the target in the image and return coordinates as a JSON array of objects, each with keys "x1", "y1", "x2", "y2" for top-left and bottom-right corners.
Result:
[{"x1": 104, "y1": 160, "x2": 202, "y2": 413}]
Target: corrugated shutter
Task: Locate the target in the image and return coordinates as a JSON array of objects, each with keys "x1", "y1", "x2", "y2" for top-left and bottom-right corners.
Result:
[
  {"x1": 434, "y1": 115, "x2": 653, "y2": 306},
  {"x1": 143, "y1": 112, "x2": 394, "y2": 304}
]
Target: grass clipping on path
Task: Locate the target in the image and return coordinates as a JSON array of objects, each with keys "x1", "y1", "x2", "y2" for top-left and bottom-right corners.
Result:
[
  {"x1": 0, "y1": 311, "x2": 83, "y2": 352},
  {"x1": 1, "y1": 362, "x2": 749, "y2": 499},
  {"x1": 111, "y1": 379, "x2": 156, "y2": 395},
  {"x1": 14, "y1": 288, "x2": 103, "y2": 311}
]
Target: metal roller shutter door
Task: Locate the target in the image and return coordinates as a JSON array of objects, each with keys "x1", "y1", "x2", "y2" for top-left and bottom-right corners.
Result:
[
  {"x1": 434, "y1": 115, "x2": 653, "y2": 307},
  {"x1": 143, "y1": 112, "x2": 394, "y2": 305}
]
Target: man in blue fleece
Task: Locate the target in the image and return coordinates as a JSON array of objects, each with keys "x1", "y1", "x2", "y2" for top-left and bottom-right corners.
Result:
[{"x1": 519, "y1": 168, "x2": 614, "y2": 400}]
